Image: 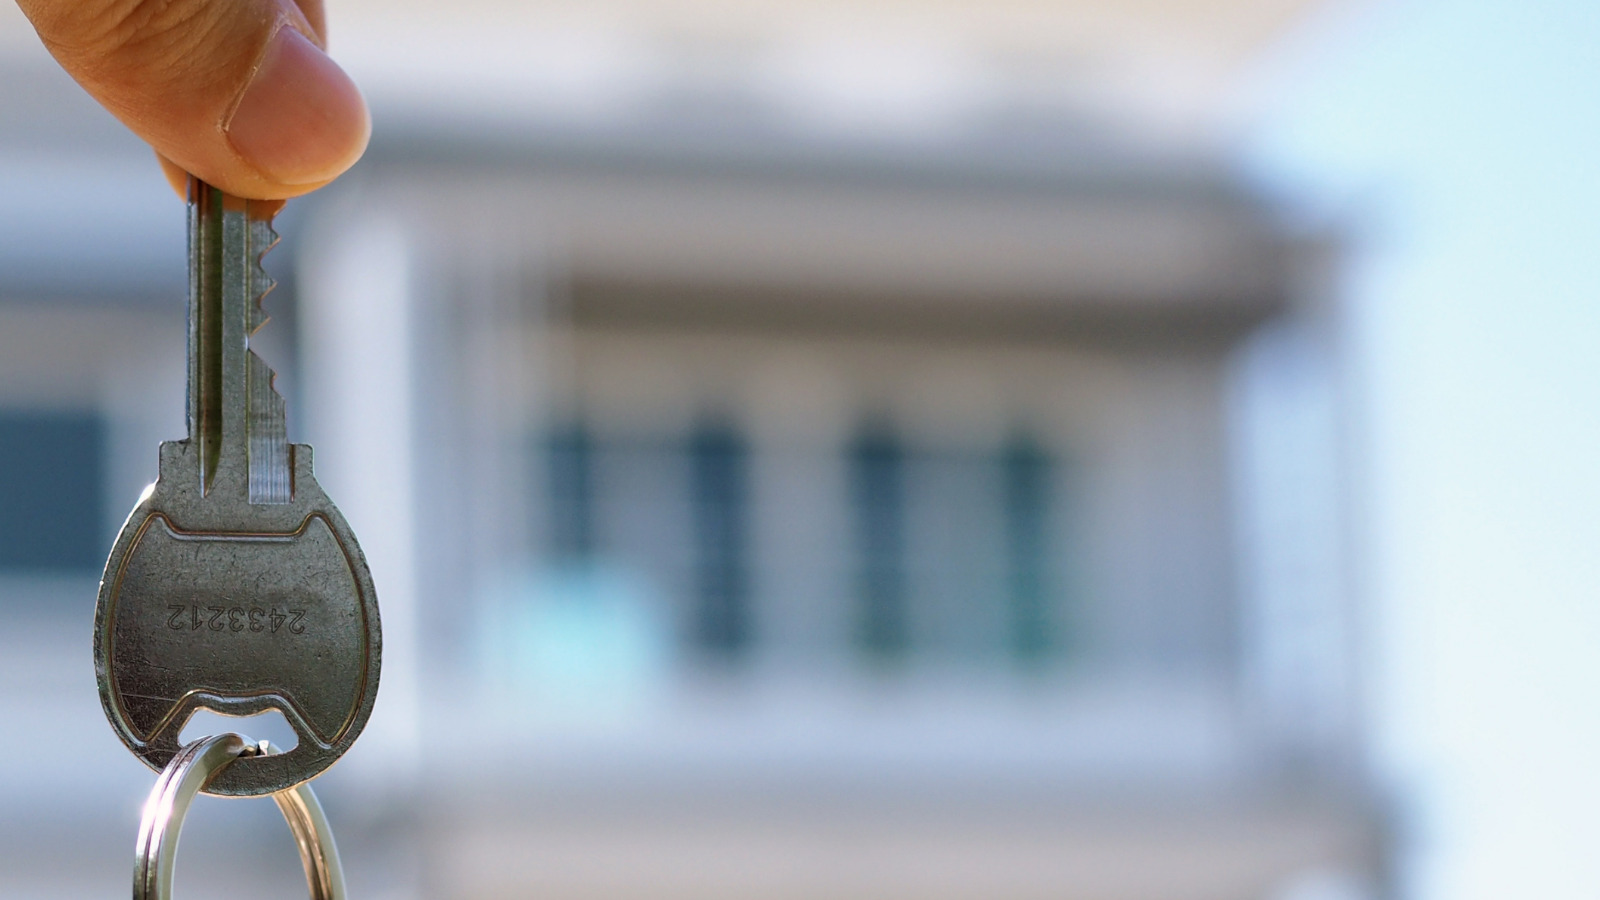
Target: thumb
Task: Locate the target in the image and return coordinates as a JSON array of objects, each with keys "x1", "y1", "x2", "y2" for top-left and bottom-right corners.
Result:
[{"x1": 16, "y1": 0, "x2": 370, "y2": 200}]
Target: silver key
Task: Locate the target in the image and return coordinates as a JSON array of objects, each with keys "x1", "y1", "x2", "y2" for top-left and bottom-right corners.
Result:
[{"x1": 94, "y1": 179, "x2": 381, "y2": 797}]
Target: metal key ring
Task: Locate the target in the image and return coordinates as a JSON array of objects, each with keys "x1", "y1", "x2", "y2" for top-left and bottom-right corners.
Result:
[{"x1": 134, "y1": 733, "x2": 347, "y2": 900}]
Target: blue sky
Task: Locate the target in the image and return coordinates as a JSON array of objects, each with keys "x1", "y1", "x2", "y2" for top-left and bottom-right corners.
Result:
[{"x1": 1247, "y1": 0, "x2": 1600, "y2": 895}]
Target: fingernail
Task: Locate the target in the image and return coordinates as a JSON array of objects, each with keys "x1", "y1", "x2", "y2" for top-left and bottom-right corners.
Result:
[{"x1": 227, "y1": 26, "x2": 371, "y2": 186}]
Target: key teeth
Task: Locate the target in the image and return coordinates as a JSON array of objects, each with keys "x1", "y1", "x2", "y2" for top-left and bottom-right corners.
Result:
[
  {"x1": 248, "y1": 217, "x2": 279, "y2": 336},
  {"x1": 247, "y1": 348, "x2": 291, "y2": 504},
  {"x1": 244, "y1": 211, "x2": 291, "y2": 503}
]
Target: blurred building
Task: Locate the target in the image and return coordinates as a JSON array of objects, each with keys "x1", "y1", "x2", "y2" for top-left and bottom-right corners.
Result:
[{"x1": 0, "y1": 2, "x2": 1375, "y2": 899}]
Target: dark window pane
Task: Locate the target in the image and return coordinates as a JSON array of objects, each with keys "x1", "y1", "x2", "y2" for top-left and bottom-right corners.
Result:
[
  {"x1": 850, "y1": 424, "x2": 907, "y2": 659},
  {"x1": 690, "y1": 422, "x2": 749, "y2": 658},
  {"x1": 0, "y1": 411, "x2": 105, "y2": 572},
  {"x1": 546, "y1": 424, "x2": 594, "y2": 560},
  {"x1": 1002, "y1": 434, "x2": 1052, "y2": 664}
]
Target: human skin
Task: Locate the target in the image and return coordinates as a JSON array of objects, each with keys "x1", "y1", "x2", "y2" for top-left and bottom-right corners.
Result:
[{"x1": 13, "y1": 0, "x2": 369, "y2": 200}]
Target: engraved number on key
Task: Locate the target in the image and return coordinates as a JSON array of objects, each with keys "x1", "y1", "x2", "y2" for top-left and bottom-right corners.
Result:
[{"x1": 165, "y1": 605, "x2": 307, "y2": 634}]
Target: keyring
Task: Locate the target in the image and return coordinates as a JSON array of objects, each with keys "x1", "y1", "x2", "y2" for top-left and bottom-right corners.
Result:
[{"x1": 133, "y1": 733, "x2": 347, "y2": 900}]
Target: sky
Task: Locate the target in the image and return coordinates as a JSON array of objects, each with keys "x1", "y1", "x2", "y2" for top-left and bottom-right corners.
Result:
[{"x1": 1247, "y1": 0, "x2": 1600, "y2": 895}]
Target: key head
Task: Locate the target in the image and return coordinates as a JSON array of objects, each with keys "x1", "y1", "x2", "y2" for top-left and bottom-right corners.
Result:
[{"x1": 95, "y1": 442, "x2": 381, "y2": 796}]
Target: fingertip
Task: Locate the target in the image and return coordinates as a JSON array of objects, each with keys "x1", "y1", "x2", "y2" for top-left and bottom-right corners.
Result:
[
  {"x1": 225, "y1": 25, "x2": 370, "y2": 191},
  {"x1": 156, "y1": 153, "x2": 189, "y2": 199}
]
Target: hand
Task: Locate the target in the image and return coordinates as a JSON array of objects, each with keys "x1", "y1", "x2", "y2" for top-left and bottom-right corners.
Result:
[{"x1": 14, "y1": 0, "x2": 369, "y2": 200}]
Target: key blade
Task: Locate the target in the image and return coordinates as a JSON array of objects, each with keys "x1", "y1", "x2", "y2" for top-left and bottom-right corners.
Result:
[
  {"x1": 247, "y1": 348, "x2": 290, "y2": 503},
  {"x1": 247, "y1": 215, "x2": 278, "y2": 335},
  {"x1": 187, "y1": 178, "x2": 291, "y2": 504},
  {"x1": 246, "y1": 214, "x2": 289, "y2": 504}
]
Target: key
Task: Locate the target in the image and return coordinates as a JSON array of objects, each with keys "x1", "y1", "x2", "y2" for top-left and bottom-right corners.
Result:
[{"x1": 94, "y1": 179, "x2": 381, "y2": 797}]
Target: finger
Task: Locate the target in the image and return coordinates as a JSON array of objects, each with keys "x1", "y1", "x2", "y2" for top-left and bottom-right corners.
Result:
[
  {"x1": 17, "y1": 0, "x2": 369, "y2": 200},
  {"x1": 157, "y1": 151, "x2": 188, "y2": 197},
  {"x1": 290, "y1": 0, "x2": 327, "y2": 47}
]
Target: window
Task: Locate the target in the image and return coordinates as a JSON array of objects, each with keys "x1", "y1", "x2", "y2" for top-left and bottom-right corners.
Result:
[
  {"x1": 689, "y1": 422, "x2": 750, "y2": 658},
  {"x1": 850, "y1": 424, "x2": 908, "y2": 660},
  {"x1": 1002, "y1": 434, "x2": 1053, "y2": 664},
  {"x1": 0, "y1": 411, "x2": 105, "y2": 572},
  {"x1": 545, "y1": 423, "x2": 594, "y2": 561}
]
